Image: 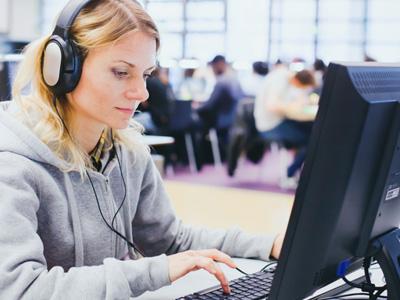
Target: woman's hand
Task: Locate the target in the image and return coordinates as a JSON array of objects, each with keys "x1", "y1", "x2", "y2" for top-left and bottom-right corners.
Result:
[
  {"x1": 270, "y1": 231, "x2": 286, "y2": 259},
  {"x1": 168, "y1": 249, "x2": 237, "y2": 294}
]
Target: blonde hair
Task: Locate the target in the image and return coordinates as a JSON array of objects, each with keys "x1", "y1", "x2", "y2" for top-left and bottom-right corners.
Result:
[{"x1": 12, "y1": 0, "x2": 160, "y2": 176}]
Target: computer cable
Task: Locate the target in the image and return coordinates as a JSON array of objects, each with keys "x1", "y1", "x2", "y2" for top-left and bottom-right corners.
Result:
[
  {"x1": 339, "y1": 257, "x2": 386, "y2": 298},
  {"x1": 234, "y1": 260, "x2": 278, "y2": 276},
  {"x1": 260, "y1": 261, "x2": 278, "y2": 272},
  {"x1": 342, "y1": 274, "x2": 374, "y2": 294},
  {"x1": 370, "y1": 286, "x2": 387, "y2": 300},
  {"x1": 363, "y1": 258, "x2": 387, "y2": 300},
  {"x1": 235, "y1": 267, "x2": 249, "y2": 276},
  {"x1": 369, "y1": 261, "x2": 380, "y2": 270},
  {"x1": 315, "y1": 292, "x2": 387, "y2": 300},
  {"x1": 341, "y1": 275, "x2": 387, "y2": 299},
  {"x1": 363, "y1": 257, "x2": 373, "y2": 294}
]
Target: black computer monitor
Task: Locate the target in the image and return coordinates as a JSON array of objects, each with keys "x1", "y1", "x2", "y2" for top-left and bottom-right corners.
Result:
[{"x1": 269, "y1": 62, "x2": 400, "y2": 299}]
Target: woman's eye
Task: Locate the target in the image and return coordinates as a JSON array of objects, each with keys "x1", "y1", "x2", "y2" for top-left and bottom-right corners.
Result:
[{"x1": 112, "y1": 69, "x2": 129, "y2": 79}]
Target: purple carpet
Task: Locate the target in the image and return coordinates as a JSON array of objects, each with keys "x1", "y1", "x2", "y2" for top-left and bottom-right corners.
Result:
[{"x1": 165, "y1": 152, "x2": 296, "y2": 195}]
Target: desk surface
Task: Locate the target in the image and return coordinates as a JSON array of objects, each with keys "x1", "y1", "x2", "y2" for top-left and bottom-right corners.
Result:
[
  {"x1": 142, "y1": 135, "x2": 175, "y2": 146},
  {"x1": 135, "y1": 258, "x2": 386, "y2": 300}
]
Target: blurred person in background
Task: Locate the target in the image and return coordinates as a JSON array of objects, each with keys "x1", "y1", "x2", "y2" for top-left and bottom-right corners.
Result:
[
  {"x1": 177, "y1": 67, "x2": 206, "y2": 101},
  {"x1": 194, "y1": 55, "x2": 244, "y2": 164},
  {"x1": 313, "y1": 58, "x2": 327, "y2": 94},
  {"x1": 196, "y1": 55, "x2": 244, "y2": 130},
  {"x1": 254, "y1": 67, "x2": 317, "y2": 183},
  {"x1": 188, "y1": 63, "x2": 216, "y2": 103},
  {"x1": 134, "y1": 66, "x2": 174, "y2": 134},
  {"x1": 241, "y1": 61, "x2": 270, "y2": 98}
]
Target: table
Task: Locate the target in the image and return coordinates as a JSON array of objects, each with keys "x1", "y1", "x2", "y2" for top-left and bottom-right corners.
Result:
[
  {"x1": 142, "y1": 135, "x2": 175, "y2": 146},
  {"x1": 134, "y1": 258, "x2": 386, "y2": 300},
  {"x1": 141, "y1": 135, "x2": 175, "y2": 176}
]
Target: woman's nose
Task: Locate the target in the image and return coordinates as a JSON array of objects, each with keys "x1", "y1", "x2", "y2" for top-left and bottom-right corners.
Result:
[{"x1": 125, "y1": 82, "x2": 149, "y2": 102}]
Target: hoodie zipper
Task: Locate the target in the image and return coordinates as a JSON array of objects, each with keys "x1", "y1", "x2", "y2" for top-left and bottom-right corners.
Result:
[
  {"x1": 101, "y1": 176, "x2": 117, "y2": 256},
  {"x1": 104, "y1": 176, "x2": 122, "y2": 258},
  {"x1": 105, "y1": 177, "x2": 109, "y2": 192}
]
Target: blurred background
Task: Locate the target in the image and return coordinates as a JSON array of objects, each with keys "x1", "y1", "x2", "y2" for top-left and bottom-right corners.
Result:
[
  {"x1": 2, "y1": 0, "x2": 399, "y2": 62},
  {"x1": 0, "y1": 1, "x2": 399, "y2": 231}
]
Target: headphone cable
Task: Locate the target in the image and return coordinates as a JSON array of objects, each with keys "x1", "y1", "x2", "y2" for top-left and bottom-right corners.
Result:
[
  {"x1": 110, "y1": 131, "x2": 127, "y2": 231},
  {"x1": 86, "y1": 168, "x2": 145, "y2": 257},
  {"x1": 109, "y1": 131, "x2": 145, "y2": 256},
  {"x1": 53, "y1": 97, "x2": 145, "y2": 257}
]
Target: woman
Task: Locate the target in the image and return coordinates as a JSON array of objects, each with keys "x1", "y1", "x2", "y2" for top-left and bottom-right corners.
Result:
[{"x1": 0, "y1": 0, "x2": 283, "y2": 299}]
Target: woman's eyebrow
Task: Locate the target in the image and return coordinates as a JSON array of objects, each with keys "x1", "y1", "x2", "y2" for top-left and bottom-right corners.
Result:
[
  {"x1": 114, "y1": 60, "x2": 156, "y2": 72},
  {"x1": 114, "y1": 60, "x2": 135, "y2": 67}
]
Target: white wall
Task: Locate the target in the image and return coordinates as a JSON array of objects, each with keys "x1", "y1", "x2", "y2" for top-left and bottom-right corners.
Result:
[
  {"x1": 0, "y1": 0, "x2": 10, "y2": 33},
  {"x1": 8, "y1": 0, "x2": 41, "y2": 41},
  {"x1": 41, "y1": 0, "x2": 68, "y2": 34}
]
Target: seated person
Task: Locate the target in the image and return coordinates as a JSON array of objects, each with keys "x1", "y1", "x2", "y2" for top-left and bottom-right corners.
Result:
[
  {"x1": 0, "y1": 1, "x2": 284, "y2": 299},
  {"x1": 254, "y1": 65, "x2": 317, "y2": 178},
  {"x1": 134, "y1": 67, "x2": 174, "y2": 135},
  {"x1": 313, "y1": 58, "x2": 327, "y2": 95},
  {"x1": 177, "y1": 67, "x2": 207, "y2": 101},
  {"x1": 241, "y1": 61, "x2": 269, "y2": 98},
  {"x1": 196, "y1": 55, "x2": 244, "y2": 130},
  {"x1": 194, "y1": 55, "x2": 244, "y2": 164}
]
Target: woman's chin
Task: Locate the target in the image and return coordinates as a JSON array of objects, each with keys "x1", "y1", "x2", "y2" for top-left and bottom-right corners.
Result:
[{"x1": 109, "y1": 120, "x2": 130, "y2": 130}]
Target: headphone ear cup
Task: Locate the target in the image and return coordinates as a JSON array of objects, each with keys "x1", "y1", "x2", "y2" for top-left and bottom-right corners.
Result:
[
  {"x1": 42, "y1": 36, "x2": 83, "y2": 96},
  {"x1": 42, "y1": 39, "x2": 63, "y2": 88},
  {"x1": 60, "y1": 41, "x2": 83, "y2": 94}
]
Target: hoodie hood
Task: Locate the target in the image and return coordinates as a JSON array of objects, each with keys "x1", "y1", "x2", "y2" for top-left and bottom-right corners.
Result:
[
  {"x1": 0, "y1": 106, "x2": 85, "y2": 267},
  {"x1": 0, "y1": 107, "x2": 70, "y2": 170}
]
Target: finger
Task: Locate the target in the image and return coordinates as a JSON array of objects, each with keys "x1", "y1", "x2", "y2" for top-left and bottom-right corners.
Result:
[
  {"x1": 195, "y1": 256, "x2": 231, "y2": 294},
  {"x1": 196, "y1": 249, "x2": 237, "y2": 269}
]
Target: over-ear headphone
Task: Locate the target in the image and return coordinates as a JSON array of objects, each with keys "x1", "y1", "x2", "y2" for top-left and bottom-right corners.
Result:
[{"x1": 42, "y1": 0, "x2": 92, "y2": 96}]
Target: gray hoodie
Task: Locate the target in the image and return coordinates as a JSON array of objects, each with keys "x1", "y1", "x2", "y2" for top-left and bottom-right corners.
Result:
[{"x1": 0, "y1": 108, "x2": 274, "y2": 300}]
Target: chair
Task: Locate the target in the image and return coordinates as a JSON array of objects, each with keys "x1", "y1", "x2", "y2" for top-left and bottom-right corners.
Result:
[
  {"x1": 226, "y1": 98, "x2": 262, "y2": 176},
  {"x1": 260, "y1": 120, "x2": 313, "y2": 188},
  {"x1": 207, "y1": 96, "x2": 239, "y2": 168},
  {"x1": 226, "y1": 98, "x2": 295, "y2": 188},
  {"x1": 167, "y1": 100, "x2": 197, "y2": 173}
]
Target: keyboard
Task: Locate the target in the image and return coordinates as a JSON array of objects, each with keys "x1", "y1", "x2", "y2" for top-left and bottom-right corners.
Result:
[{"x1": 176, "y1": 267, "x2": 275, "y2": 300}]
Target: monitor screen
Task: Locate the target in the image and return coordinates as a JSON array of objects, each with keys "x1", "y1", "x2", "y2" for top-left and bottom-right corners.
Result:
[{"x1": 269, "y1": 62, "x2": 400, "y2": 299}]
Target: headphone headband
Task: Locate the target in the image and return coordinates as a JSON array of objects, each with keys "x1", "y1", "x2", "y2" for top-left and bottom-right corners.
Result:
[{"x1": 53, "y1": 0, "x2": 93, "y2": 39}]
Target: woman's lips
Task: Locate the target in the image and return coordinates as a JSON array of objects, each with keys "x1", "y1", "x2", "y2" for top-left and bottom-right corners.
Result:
[{"x1": 116, "y1": 107, "x2": 134, "y2": 114}]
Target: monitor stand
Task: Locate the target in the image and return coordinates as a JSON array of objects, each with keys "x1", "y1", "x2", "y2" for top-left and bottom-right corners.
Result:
[
  {"x1": 371, "y1": 228, "x2": 400, "y2": 298},
  {"x1": 308, "y1": 275, "x2": 366, "y2": 299}
]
